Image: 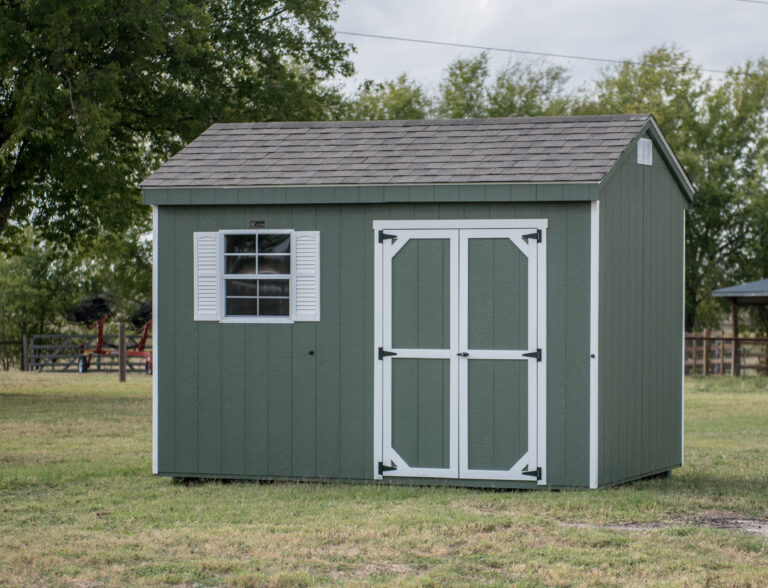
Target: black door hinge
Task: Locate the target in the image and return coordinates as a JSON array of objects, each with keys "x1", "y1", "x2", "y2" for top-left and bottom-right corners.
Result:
[
  {"x1": 378, "y1": 461, "x2": 398, "y2": 475},
  {"x1": 379, "y1": 230, "x2": 397, "y2": 243},
  {"x1": 378, "y1": 347, "x2": 397, "y2": 360},
  {"x1": 523, "y1": 230, "x2": 542, "y2": 243},
  {"x1": 522, "y1": 348, "x2": 542, "y2": 362},
  {"x1": 522, "y1": 466, "x2": 542, "y2": 480}
]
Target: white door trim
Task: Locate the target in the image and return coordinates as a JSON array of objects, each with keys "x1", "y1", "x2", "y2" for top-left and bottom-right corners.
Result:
[
  {"x1": 373, "y1": 219, "x2": 548, "y2": 231},
  {"x1": 374, "y1": 219, "x2": 548, "y2": 484}
]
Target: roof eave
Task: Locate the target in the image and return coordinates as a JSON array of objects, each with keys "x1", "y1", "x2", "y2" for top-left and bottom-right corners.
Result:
[{"x1": 644, "y1": 116, "x2": 695, "y2": 203}]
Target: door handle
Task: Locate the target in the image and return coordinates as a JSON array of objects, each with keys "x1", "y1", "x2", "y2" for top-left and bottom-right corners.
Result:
[{"x1": 457, "y1": 352, "x2": 469, "y2": 357}]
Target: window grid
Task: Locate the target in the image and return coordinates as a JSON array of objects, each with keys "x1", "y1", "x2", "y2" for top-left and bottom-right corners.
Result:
[{"x1": 222, "y1": 232, "x2": 292, "y2": 318}]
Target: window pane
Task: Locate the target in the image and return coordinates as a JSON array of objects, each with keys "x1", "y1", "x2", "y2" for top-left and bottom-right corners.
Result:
[
  {"x1": 259, "y1": 298, "x2": 290, "y2": 316},
  {"x1": 259, "y1": 279, "x2": 289, "y2": 297},
  {"x1": 258, "y1": 255, "x2": 290, "y2": 275},
  {"x1": 226, "y1": 256, "x2": 256, "y2": 274},
  {"x1": 258, "y1": 234, "x2": 290, "y2": 254},
  {"x1": 226, "y1": 234, "x2": 256, "y2": 253},
  {"x1": 226, "y1": 279, "x2": 259, "y2": 297},
  {"x1": 226, "y1": 298, "x2": 259, "y2": 316}
]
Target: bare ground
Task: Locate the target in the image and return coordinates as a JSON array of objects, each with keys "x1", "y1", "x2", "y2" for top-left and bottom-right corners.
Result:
[{"x1": 564, "y1": 509, "x2": 768, "y2": 537}]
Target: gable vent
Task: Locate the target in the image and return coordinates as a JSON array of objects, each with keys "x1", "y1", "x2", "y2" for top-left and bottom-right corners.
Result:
[{"x1": 637, "y1": 138, "x2": 652, "y2": 166}]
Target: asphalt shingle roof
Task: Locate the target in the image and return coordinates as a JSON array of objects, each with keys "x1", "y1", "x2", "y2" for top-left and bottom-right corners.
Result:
[{"x1": 141, "y1": 114, "x2": 651, "y2": 188}]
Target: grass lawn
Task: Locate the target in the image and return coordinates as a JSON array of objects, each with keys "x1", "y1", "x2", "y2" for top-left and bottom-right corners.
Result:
[{"x1": 1, "y1": 372, "x2": 767, "y2": 586}]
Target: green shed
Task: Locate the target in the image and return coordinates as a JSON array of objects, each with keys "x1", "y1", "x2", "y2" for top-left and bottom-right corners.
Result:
[{"x1": 142, "y1": 114, "x2": 693, "y2": 489}]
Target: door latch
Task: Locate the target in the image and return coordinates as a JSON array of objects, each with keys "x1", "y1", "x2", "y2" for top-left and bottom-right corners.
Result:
[{"x1": 457, "y1": 352, "x2": 469, "y2": 357}]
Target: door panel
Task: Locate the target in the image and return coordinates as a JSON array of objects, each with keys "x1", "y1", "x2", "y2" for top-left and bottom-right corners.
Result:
[
  {"x1": 392, "y1": 239, "x2": 451, "y2": 350},
  {"x1": 391, "y1": 359, "x2": 451, "y2": 469},
  {"x1": 467, "y1": 238, "x2": 528, "y2": 350},
  {"x1": 466, "y1": 360, "x2": 527, "y2": 471},
  {"x1": 459, "y1": 229, "x2": 538, "y2": 480}
]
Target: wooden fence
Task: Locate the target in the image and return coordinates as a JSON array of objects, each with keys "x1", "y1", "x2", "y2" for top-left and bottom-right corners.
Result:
[
  {"x1": 27, "y1": 333, "x2": 152, "y2": 372},
  {"x1": 685, "y1": 330, "x2": 768, "y2": 376}
]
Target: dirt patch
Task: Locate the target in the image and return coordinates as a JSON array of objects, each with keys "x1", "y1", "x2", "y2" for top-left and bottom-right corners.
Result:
[
  {"x1": 329, "y1": 562, "x2": 415, "y2": 580},
  {"x1": 564, "y1": 510, "x2": 768, "y2": 537}
]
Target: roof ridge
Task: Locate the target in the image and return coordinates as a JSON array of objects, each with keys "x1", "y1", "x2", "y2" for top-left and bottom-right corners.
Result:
[{"x1": 208, "y1": 114, "x2": 651, "y2": 130}]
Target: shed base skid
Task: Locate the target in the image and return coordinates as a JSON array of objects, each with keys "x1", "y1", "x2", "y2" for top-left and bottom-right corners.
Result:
[{"x1": 158, "y1": 471, "x2": 676, "y2": 491}]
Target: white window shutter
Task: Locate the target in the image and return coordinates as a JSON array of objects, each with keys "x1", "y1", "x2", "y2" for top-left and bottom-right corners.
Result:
[
  {"x1": 194, "y1": 232, "x2": 220, "y2": 321},
  {"x1": 294, "y1": 231, "x2": 321, "y2": 321}
]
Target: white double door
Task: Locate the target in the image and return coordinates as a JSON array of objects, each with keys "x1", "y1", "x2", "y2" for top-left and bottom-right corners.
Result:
[{"x1": 374, "y1": 221, "x2": 547, "y2": 483}]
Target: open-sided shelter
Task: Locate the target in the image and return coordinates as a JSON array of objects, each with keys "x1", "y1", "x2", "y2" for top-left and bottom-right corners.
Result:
[{"x1": 142, "y1": 114, "x2": 693, "y2": 489}]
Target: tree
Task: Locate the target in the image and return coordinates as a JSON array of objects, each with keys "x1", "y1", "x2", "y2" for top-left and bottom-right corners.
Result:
[
  {"x1": 0, "y1": 0, "x2": 353, "y2": 249},
  {"x1": 576, "y1": 47, "x2": 768, "y2": 331},
  {"x1": 345, "y1": 74, "x2": 430, "y2": 120},
  {"x1": 435, "y1": 53, "x2": 574, "y2": 120},
  {"x1": 0, "y1": 231, "x2": 84, "y2": 347},
  {"x1": 436, "y1": 53, "x2": 490, "y2": 118},
  {"x1": 487, "y1": 61, "x2": 571, "y2": 117}
]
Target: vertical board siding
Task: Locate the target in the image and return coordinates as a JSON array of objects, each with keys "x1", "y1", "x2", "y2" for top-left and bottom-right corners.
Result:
[
  {"x1": 173, "y1": 207, "x2": 199, "y2": 474},
  {"x1": 157, "y1": 198, "x2": 591, "y2": 486},
  {"x1": 157, "y1": 209, "x2": 176, "y2": 472},
  {"x1": 598, "y1": 140, "x2": 685, "y2": 486}
]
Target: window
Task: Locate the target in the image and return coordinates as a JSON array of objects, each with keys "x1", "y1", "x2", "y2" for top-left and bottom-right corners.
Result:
[
  {"x1": 223, "y1": 232, "x2": 292, "y2": 317},
  {"x1": 193, "y1": 229, "x2": 320, "y2": 323}
]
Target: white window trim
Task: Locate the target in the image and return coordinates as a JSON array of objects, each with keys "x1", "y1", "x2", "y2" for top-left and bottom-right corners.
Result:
[{"x1": 219, "y1": 229, "x2": 295, "y2": 324}]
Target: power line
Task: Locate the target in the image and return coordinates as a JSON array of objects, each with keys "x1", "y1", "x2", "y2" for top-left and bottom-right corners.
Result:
[
  {"x1": 336, "y1": 30, "x2": 729, "y2": 75},
  {"x1": 731, "y1": 0, "x2": 768, "y2": 5}
]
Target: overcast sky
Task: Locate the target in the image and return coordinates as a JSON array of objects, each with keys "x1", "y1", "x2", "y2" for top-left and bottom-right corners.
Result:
[{"x1": 334, "y1": 0, "x2": 766, "y2": 95}]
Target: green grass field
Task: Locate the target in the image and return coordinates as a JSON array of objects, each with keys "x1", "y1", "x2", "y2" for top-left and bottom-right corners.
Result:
[{"x1": 1, "y1": 372, "x2": 767, "y2": 587}]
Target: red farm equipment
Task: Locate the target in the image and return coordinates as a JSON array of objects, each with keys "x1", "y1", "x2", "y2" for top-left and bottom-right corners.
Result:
[{"x1": 72, "y1": 298, "x2": 153, "y2": 374}]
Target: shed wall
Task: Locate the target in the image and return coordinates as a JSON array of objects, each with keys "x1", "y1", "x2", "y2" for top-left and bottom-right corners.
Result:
[
  {"x1": 597, "y1": 137, "x2": 686, "y2": 486},
  {"x1": 156, "y1": 199, "x2": 591, "y2": 487}
]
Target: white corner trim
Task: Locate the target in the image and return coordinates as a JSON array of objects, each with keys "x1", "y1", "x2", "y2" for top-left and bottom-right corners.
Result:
[
  {"x1": 681, "y1": 212, "x2": 686, "y2": 466},
  {"x1": 589, "y1": 200, "x2": 600, "y2": 489},
  {"x1": 152, "y1": 205, "x2": 159, "y2": 475}
]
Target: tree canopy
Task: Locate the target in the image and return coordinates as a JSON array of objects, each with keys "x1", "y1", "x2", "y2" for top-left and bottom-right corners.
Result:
[
  {"x1": 575, "y1": 48, "x2": 768, "y2": 330},
  {"x1": 0, "y1": 0, "x2": 353, "y2": 248},
  {"x1": 345, "y1": 47, "x2": 768, "y2": 332}
]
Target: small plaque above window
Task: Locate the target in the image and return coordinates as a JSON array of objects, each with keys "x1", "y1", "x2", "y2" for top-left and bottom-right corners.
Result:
[
  {"x1": 249, "y1": 220, "x2": 266, "y2": 228},
  {"x1": 637, "y1": 138, "x2": 652, "y2": 166}
]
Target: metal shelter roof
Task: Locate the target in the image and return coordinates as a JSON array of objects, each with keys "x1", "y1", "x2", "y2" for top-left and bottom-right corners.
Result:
[{"x1": 712, "y1": 278, "x2": 768, "y2": 303}]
